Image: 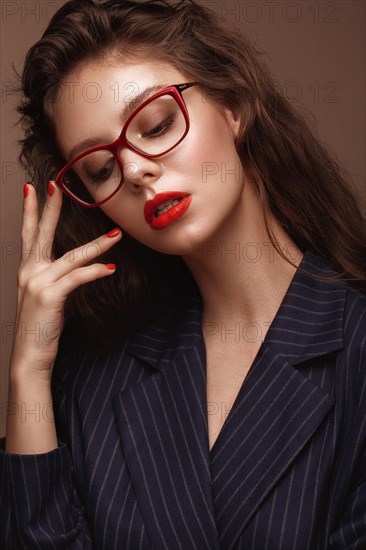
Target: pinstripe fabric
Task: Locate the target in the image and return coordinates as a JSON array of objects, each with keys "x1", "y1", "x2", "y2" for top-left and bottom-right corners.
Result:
[{"x1": 1, "y1": 249, "x2": 366, "y2": 549}]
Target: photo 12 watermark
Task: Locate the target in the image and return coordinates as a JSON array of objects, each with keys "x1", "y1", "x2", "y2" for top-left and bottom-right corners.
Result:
[
  {"x1": 200, "y1": 1, "x2": 340, "y2": 24},
  {"x1": 1, "y1": 239, "x2": 104, "y2": 264},
  {"x1": 2, "y1": 400, "x2": 55, "y2": 424},
  {"x1": 201, "y1": 240, "x2": 302, "y2": 264},
  {"x1": 1, "y1": 2, "x2": 63, "y2": 24}
]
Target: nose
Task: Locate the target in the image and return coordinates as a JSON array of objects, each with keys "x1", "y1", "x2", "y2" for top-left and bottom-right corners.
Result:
[{"x1": 118, "y1": 146, "x2": 162, "y2": 192}]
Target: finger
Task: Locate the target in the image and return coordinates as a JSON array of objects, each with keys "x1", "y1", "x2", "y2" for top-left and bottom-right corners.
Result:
[
  {"x1": 50, "y1": 262, "x2": 117, "y2": 299},
  {"x1": 50, "y1": 228, "x2": 122, "y2": 279},
  {"x1": 37, "y1": 181, "x2": 63, "y2": 259},
  {"x1": 21, "y1": 183, "x2": 39, "y2": 264}
]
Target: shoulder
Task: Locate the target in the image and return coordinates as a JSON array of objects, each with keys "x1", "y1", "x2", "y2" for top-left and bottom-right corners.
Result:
[
  {"x1": 297, "y1": 251, "x2": 366, "y2": 433},
  {"x1": 50, "y1": 324, "x2": 130, "y2": 403},
  {"x1": 326, "y1": 286, "x2": 366, "y2": 426},
  {"x1": 343, "y1": 286, "x2": 366, "y2": 330},
  {"x1": 300, "y1": 249, "x2": 366, "y2": 341},
  {"x1": 342, "y1": 287, "x2": 366, "y2": 373},
  {"x1": 315, "y1": 250, "x2": 366, "y2": 377},
  {"x1": 269, "y1": 249, "x2": 366, "y2": 409}
]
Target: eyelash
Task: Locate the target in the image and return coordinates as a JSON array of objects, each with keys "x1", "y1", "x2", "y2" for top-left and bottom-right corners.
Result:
[{"x1": 142, "y1": 115, "x2": 176, "y2": 138}]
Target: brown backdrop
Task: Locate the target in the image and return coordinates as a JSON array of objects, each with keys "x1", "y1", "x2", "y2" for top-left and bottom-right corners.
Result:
[{"x1": 1, "y1": 0, "x2": 365, "y2": 436}]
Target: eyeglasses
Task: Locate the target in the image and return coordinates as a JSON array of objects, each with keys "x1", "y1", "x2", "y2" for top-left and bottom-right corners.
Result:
[{"x1": 54, "y1": 82, "x2": 198, "y2": 207}]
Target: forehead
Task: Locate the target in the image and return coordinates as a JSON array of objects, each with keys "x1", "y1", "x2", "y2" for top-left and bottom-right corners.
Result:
[{"x1": 52, "y1": 58, "x2": 188, "y2": 156}]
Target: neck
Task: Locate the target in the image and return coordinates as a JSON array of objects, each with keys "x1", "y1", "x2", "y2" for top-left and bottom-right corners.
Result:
[{"x1": 181, "y1": 182, "x2": 304, "y2": 332}]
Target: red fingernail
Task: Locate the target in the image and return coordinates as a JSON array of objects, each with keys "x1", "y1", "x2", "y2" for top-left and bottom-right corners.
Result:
[
  {"x1": 105, "y1": 263, "x2": 116, "y2": 270},
  {"x1": 23, "y1": 183, "x2": 29, "y2": 198},
  {"x1": 107, "y1": 228, "x2": 121, "y2": 238},
  {"x1": 48, "y1": 181, "x2": 55, "y2": 196}
]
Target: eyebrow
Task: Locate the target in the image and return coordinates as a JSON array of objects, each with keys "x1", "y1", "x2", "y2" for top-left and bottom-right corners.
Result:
[{"x1": 67, "y1": 84, "x2": 166, "y2": 160}]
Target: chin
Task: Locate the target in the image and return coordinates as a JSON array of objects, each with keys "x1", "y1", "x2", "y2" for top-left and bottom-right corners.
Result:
[{"x1": 142, "y1": 226, "x2": 208, "y2": 257}]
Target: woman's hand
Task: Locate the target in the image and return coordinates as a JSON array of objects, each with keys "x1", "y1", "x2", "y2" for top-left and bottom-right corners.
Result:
[
  {"x1": 5, "y1": 180, "x2": 121, "y2": 454},
  {"x1": 11, "y1": 181, "x2": 122, "y2": 382}
]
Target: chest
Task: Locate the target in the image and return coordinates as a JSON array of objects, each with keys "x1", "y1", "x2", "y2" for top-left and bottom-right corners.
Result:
[{"x1": 205, "y1": 340, "x2": 262, "y2": 451}]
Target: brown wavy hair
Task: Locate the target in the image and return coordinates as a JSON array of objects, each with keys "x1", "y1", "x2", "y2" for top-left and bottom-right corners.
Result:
[{"x1": 16, "y1": 0, "x2": 366, "y2": 341}]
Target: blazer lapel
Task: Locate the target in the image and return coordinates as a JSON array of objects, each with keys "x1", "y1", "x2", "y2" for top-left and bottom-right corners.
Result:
[
  {"x1": 112, "y1": 298, "x2": 220, "y2": 550},
  {"x1": 209, "y1": 345, "x2": 335, "y2": 549},
  {"x1": 209, "y1": 250, "x2": 347, "y2": 549}
]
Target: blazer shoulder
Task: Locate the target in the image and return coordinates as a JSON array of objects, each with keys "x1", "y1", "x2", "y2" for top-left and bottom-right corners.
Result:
[
  {"x1": 341, "y1": 288, "x2": 366, "y2": 396},
  {"x1": 50, "y1": 324, "x2": 126, "y2": 408},
  {"x1": 343, "y1": 287, "x2": 366, "y2": 342}
]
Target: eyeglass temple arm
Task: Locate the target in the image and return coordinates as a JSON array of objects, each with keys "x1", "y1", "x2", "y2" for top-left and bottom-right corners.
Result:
[{"x1": 176, "y1": 82, "x2": 199, "y2": 95}]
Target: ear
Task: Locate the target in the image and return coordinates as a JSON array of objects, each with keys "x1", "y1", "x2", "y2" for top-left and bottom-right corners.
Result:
[{"x1": 222, "y1": 105, "x2": 241, "y2": 139}]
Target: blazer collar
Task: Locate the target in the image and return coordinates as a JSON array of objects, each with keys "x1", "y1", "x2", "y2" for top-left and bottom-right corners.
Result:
[
  {"x1": 125, "y1": 286, "x2": 203, "y2": 371},
  {"x1": 126, "y1": 248, "x2": 346, "y2": 369},
  {"x1": 265, "y1": 248, "x2": 346, "y2": 363}
]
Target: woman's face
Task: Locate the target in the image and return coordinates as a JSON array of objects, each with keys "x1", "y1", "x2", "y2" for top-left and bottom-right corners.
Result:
[{"x1": 54, "y1": 57, "x2": 246, "y2": 255}]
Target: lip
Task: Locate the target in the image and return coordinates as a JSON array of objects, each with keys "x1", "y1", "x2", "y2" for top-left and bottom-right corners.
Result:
[{"x1": 144, "y1": 191, "x2": 192, "y2": 230}]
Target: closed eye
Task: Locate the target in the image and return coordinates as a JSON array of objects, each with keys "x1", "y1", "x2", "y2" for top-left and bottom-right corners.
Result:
[
  {"x1": 142, "y1": 115, "x2": 176, "y2": 138},
  {"x1": 86, "y1": 158, "x2": 116, "y2": 185}
]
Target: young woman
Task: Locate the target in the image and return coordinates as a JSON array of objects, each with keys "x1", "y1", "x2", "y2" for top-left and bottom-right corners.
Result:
[{"x1": 1, "y1": 0, "x2": 365, "y2": 548}]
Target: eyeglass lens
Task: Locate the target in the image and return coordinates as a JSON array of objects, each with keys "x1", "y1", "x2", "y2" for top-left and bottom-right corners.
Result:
[{"x1": 61, "y1": 94, "x2": 187, "y2": 204}]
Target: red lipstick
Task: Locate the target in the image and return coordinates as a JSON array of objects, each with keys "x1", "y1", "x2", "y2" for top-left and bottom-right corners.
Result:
[{"x1": 144, "y1": 192, "x2": 192, "y2": 230}]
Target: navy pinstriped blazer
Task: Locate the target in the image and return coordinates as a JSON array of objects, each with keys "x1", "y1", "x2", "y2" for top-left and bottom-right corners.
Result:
[{"x1": 1, "y1": 249, "x2": 366, "y2": 549}]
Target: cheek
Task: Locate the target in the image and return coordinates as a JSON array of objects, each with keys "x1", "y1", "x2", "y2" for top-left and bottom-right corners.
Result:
[
  {"x1": 185, "y1": 113, "x2": 239, "y2": 172},
  {"x1": 181, "y1": 129, "x2": 242, "y2": 194}
]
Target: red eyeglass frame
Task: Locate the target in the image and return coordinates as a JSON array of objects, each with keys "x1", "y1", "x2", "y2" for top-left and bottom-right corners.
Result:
[{"x1": 54, "y1": 82, "x2": 199, "y2": 207}]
